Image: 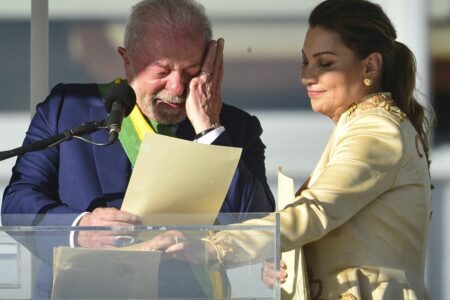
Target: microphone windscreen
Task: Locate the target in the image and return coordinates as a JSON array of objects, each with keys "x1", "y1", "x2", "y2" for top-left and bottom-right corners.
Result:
[{"x1": 104, "y1": 81, "x2": 136, "y2": 117}]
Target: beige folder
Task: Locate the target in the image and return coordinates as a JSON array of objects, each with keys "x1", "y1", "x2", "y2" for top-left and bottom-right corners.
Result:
[
  {"x1": 278, "y1": 167, "x2": 310, "y2": 300},
  {"x1": 51, "y1": 246, "x2": 162, "y2": 299}
]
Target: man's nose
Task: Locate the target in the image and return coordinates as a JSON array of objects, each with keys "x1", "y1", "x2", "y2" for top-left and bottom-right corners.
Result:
[{"x1": 165, "y1": 73, "x2": 185, "y2": 96}]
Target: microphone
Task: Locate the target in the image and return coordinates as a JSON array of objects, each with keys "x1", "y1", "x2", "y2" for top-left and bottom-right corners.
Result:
[{"x1": 104, "y1": 80, "x2": 136, "y2": 143}]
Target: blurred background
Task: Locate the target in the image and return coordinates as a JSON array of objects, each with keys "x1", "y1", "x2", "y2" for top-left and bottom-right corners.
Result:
[{"x1": 0, "y1": 0, "x2": 449, "y2": 299}]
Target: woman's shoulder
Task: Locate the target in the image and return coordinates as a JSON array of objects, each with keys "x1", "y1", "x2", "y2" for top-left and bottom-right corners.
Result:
[
  {"x1": 339, "y1": 92, "x2": 407, "y2": 128},
  {"x1": 335, "y1": 93, "x2": 422, "y2": 159}
]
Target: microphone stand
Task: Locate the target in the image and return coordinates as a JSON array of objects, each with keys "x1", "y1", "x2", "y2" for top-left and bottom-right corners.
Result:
[{"x1": 0, "y1": 119, "x2": 109, "y2": 161}]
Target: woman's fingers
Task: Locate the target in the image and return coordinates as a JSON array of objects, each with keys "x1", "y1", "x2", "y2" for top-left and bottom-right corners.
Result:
[{"x1": 261, "y1": 259, "x2": 288, "y2": 288}]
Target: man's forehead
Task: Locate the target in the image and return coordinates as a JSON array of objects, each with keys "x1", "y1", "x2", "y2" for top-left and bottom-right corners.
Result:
[
  {"x1": 140, "y1": 33, "x2": 206, "y2": 66},
  {"x1": 153, "y1": 59, "x2": 202, "y2": 70}
]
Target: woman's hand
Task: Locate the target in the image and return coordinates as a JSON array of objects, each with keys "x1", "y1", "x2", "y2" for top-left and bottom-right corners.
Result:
[{"x1": 261, "y1": 259, "x2": 288, "y2": 289}]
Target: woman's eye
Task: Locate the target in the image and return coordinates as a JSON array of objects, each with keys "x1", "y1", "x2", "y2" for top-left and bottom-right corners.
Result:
[{"x1": 319, "y1": 62, "x2": 333, "y2": 67}]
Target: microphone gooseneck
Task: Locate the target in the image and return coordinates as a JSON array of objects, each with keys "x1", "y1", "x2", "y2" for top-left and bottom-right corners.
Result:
[{"x1": 104, "y1": 81, "x2": 137, "y2": 143}]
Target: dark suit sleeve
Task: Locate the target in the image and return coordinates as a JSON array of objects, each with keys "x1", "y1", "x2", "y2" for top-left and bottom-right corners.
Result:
[
  {"x1": 2, "y1": 83, "x2": 83, "y2": 228},
  {"x1": 1, "y1": 84, "x2": 83, "y2": 261},
  {"x1": 213, "y1": 111, "x2": 275, "y2": 223}
]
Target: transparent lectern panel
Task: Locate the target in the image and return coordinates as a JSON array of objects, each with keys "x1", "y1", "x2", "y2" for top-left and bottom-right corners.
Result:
[
  {"x1": 0, "y1": 243, "x2": 20, "y2": 287},
  {"x1": 1, "y1": 213, "x2": 280, "y2": 300}
]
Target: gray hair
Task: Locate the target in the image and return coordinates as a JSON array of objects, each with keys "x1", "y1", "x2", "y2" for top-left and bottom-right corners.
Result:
[{"x1": 124, "y1": 0, "x2": 213, "y2": 59}]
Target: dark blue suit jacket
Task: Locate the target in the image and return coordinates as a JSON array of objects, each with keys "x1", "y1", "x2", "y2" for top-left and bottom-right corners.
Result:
[{"x1": 1, "y1": 83, "x2": 275, "y2": 298}]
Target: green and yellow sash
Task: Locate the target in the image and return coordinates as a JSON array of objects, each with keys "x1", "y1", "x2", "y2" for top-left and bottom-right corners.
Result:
[
  {"x1": 98, "y1": 79, "x2": 230, "y2": 299},
  {"x1": 98, "y1": 78, "x2": 173, "y2": 166}
]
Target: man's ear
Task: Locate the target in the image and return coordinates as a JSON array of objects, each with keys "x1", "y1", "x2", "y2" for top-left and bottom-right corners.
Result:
[
  {"x1": 117, "y1": 47, "x2": 130, "y2": 65},
  {"x1": 363, "y1": 52, "x2": 383, "y2": 79},
  {"x1": 117, "y1": 47, "x2": 133, "y2": 79}
]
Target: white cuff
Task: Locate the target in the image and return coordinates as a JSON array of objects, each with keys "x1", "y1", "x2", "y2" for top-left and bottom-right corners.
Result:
[
  {"x1": 195, "y1": 126, "x2": 225, "y2": 144},
  {"x1": 70, "y1": 212, "x2": 90, "y2": 248}
]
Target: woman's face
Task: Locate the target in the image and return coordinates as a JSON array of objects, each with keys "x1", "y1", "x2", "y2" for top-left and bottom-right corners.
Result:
[{"x1": 301, "y1": 26, "x2": 369, "y2": 122}]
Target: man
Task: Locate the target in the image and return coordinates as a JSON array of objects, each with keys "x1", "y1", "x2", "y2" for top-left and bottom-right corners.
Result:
[{"x1": 1, "y1": 0, "x2": 274, "y2": 298}]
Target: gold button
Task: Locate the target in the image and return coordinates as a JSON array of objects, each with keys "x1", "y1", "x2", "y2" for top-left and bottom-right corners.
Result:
[{"x1": 339, "y1": 292, "x2": 358, "y2": 300}]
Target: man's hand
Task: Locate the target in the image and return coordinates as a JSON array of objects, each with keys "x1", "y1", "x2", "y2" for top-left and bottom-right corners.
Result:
[
  {"x1": 77, "y1": 207, "x2": 140, "y2": 249},
  {"x1": 261, "y1": 259, "x2": 288, "y2": 289},
  {"x1": 185, "y1": 38, "x2": 224, "y2": 134}
]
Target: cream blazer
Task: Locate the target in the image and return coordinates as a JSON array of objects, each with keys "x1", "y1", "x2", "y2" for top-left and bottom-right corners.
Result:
[{"x1": 212, "y1": 96, "x2": 432, "y2": 300}]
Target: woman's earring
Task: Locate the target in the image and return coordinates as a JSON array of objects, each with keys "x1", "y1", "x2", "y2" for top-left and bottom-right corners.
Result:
[{"x1": 363, "y1": 78, "x2": 373, "y2": 87}]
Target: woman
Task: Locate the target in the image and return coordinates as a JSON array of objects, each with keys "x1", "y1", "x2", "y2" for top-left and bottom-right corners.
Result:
[{"x1": 143, "y1": 0, "x2": 433, "y2": 298}]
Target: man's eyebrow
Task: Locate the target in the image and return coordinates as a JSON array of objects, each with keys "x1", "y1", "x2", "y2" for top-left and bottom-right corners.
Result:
[
  {"x1": 154, "y1": 61, "x2": 171, "y2": 68},
  {"x1": 185, "y1": 62, "x2": 202, "y2": 69},
  {"x1": 154, "y1": 61, "x2": 201, "y2": 70}
]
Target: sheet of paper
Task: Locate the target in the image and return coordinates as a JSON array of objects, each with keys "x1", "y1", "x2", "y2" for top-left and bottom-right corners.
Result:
[
  {"x1": 121, "y1": 133, "x2": 242, "y2": 225},
  {"x1": 51, "y1": 246, "x2": 162, "y2": 299},
  {"x1": 278, "y1": 167, "x2": 310, "y2": 300}
]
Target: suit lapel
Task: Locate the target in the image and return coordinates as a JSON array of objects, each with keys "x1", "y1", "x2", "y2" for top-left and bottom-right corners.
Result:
[
  {"x1": 89, "y1": 106, "x2": 130, "y2": 198},
  {"x1": 87, "y1": 112, "x2": 192, "y2": 201},
  {"x1": 175, "y1": 118, "x2": 195, "y2": 140}
]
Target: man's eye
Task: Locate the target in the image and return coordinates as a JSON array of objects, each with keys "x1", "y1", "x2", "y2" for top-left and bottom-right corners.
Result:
[
  {"x1": 185, "y1": 72, "x2": 197, "y2": 79},
  {"x1": 301, "y1": 59, "x2": 308, "y2": 66}
]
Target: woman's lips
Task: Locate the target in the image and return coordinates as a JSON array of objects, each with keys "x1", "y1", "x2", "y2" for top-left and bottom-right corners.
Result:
[{"x1": 307, "y1": 90, "x2": 324, "y2": 98}]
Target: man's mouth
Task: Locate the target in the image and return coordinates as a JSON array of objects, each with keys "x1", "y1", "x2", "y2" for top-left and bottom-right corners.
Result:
[{"x1": 155, "y1": 99, "x2": 185, "y2": 109}]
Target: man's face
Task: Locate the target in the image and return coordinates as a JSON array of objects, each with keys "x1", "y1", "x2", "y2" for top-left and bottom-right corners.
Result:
[{"x1": 120, "y1": 30, "x2": 206, "y2": 125}]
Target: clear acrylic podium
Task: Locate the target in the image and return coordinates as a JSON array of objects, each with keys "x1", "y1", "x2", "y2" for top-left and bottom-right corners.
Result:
[{"x1": 0, "y1": 213, "x2": 281, "y2": 300}]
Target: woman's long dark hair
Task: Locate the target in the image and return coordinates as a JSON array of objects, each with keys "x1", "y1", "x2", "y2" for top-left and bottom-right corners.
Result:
[{"x1": 309, "y1": 0, "x2": 434, "y2": 166}]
